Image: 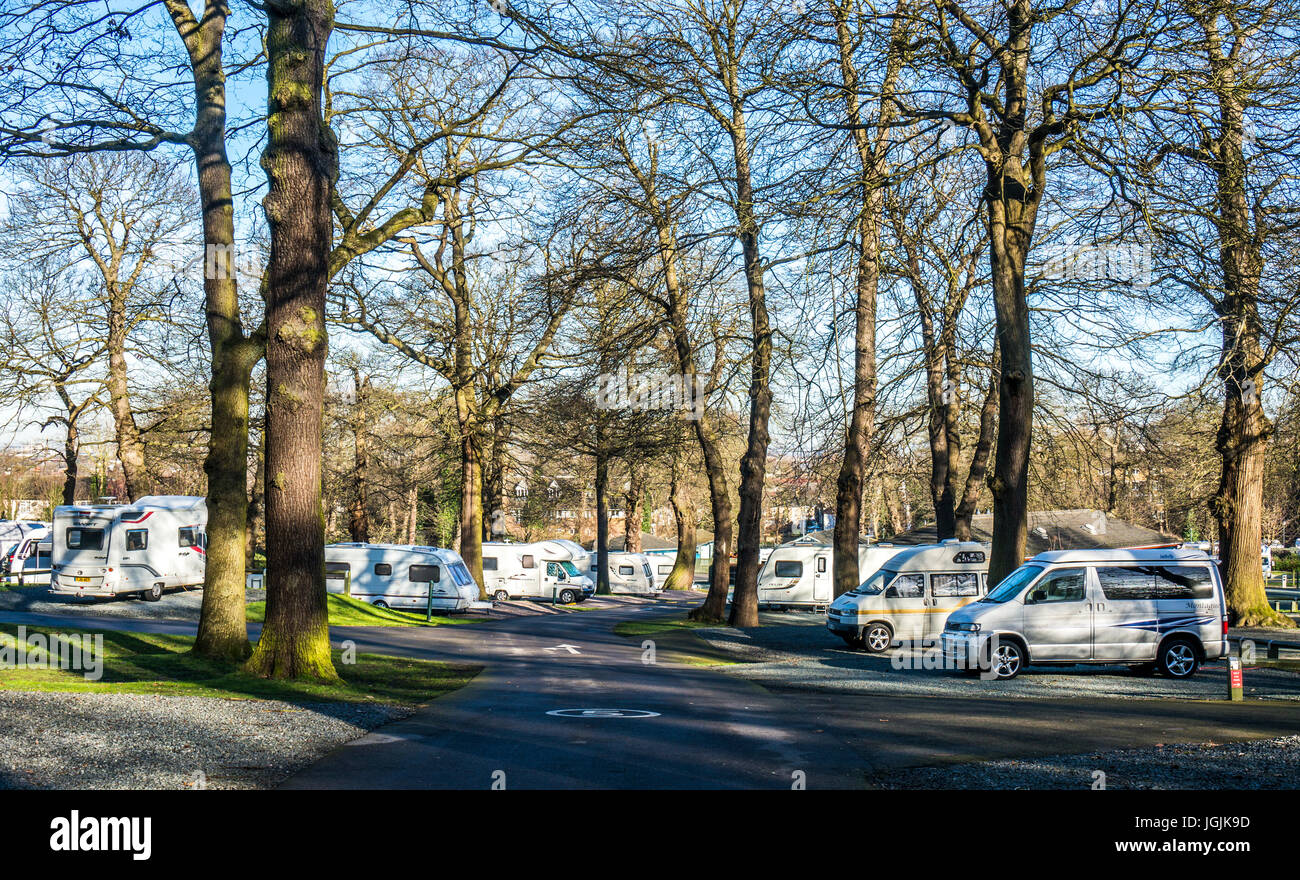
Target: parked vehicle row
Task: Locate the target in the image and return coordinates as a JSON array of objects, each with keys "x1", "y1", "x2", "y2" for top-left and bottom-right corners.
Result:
[
  {"x1": 825, "y1": 540, "x2": 1228, "y2": 681},
  {"x1": 481, "y1": 539, "x2": 595, "y2": 604},
  {"x1": 324, "y1": 543, "x2": 486, "y2": 612}
]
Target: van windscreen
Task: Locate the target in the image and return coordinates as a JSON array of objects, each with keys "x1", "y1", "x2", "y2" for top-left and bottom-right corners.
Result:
[
  {"x1": 982, "y1": 564, "x2": 1043, "y2": 603},
  {"x1": 856, "y1": 568, "x2": 897, "y2": 595}
]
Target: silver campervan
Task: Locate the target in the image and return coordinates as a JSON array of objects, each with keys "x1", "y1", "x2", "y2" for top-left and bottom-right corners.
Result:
[{"x1": 941, "y1": 547, "x2": 1228, "y2": 680}]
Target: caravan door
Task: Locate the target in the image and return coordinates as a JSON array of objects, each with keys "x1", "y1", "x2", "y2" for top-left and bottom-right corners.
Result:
[{"x1": 812, "y1": 552, "x2": 831, "y2": 603}]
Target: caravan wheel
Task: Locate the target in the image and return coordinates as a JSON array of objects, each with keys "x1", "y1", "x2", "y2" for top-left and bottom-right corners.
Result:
[
  {"x1": 493, "y1": 590, "x2": 510, "y2": 601},
  {"x1": 143, "y1": 583, "x2": 163, "y2": 602},
  {"x1": 373, "y1": 599, "x2": 390, "y2": 609}
]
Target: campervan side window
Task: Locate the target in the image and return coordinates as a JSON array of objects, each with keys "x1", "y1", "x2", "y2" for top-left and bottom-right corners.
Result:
[
  {"x1": 483, "y1": 557, "x2": 498, "y2": 571},
  {"x1": 884, "y1": 574, "x2": 924, "y2": 599},
  {"x1": 1026, "y1": 568, "x2": 1087, "y2": 604},
  {"x1": 1096, "y1": 567, "x2": 1159, "y2": 601},
  {"x1": 409, "y1": 564, "x2": 440, "y2": 583},
  {"x1": 125, "y1": 529, "x2": 148, "y2": 552},
  {"x1": 1153, "y1": 565, "x2": 1215, "y2": 600},
  {"x1": 618, "y1": 565, "x2": 635, "y2": 576},
  {"x1": 521, "y1": 555, "x2": 536, "y2": 568},
  {"x1": 374, "y1": 563, "x2": 393, "y2": 576},
  {"x1": 931, "y1": 572, "x2": 980, "y2": 597},
  {"x1": 178, "y1": 527, "x2": 205, "y2": 549},
  {"x1": 774, "y1": 560, "x2": 803, "y2": 578},
  {"x1": 66, "y1": 528, "x2": 104, "y2": 551}
]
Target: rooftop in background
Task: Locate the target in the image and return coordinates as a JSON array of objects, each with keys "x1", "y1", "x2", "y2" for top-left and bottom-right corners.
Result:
[
  {"x1": 891, "y1": 509, "x2": 1180, "y2": 554},
  {"x1": 585, "y1": 531, "x2": 712, "y2": 552}
]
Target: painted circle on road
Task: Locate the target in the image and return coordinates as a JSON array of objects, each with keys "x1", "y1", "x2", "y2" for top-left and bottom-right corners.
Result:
[{"x1": 546, "y1": 708, "x2": 661, "y2": 719}]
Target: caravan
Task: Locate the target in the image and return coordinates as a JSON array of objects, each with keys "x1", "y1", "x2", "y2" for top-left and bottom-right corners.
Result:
[
  {"x1": 601, "y1": 551, "x2": 660, "y2": 595},
  {"x1": 49, "y1": 496, "x2": 207, "y2": 601},
  {"x1": 324, "y1": 543, "x2": 484, "y2": 612},
  {"x1": 826, "y1": 541, "x2": 992, "y2": 651},
  {"x1": 757, "y1": 535, "x2": 904, "y2": 610},
  {"x1": 4, "y1": 538, "x2": 52, "y2": 586},
  {"x1": 481, "y1": 540, "x2": 596, "y2": 603},
  {"x1": 0, "y1": 520, "x2": 49, "y2": 567}
]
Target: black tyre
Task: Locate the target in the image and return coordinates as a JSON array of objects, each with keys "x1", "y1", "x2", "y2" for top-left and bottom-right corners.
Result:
[
  {"x1": 492, "y1": 590, "x2": 510, "y2": 601},
  {"x1": 1157, "y1": 638, "x2": 1200, "y2": 679},
  {"x1": 143, "y1": 583, "x2": 163, "y2": 602},
  {"x1": 373, "y1": 599, "x2": 389, "y2": 609},
  {"x1": 862, "y1": 622, "x2": 893, "y2": 653},
  {"x1": 558, "y1": 589, "x2": 577, "y2": 605}
]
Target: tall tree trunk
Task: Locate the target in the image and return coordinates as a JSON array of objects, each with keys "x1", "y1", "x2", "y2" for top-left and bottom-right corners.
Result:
[
  {"x1": 457, "y1": 407, "x2": 486, "y2": 598},
  {"x1": 728, "y1": 106, "x2": 770, "y2": 629},
  {"x1": 954, "y1": 343, "x2": 1000, "y2": 540},
  {"x1": 406, "y1": 483, "x2": 418, "y2": 544},
  {"x1": 664, "y1": 450, "x2": 697, "y2": 591},
  {"x1": 246, "y1": 419, "x2": 265, "y2": 563},
  {"x1": 105, "y1": 287, "x2": 150, "y2": 500},
  {"x1": 624, "y1": 461, "x2": 644, "y2": 553},
  {"x1": 61, "y1": 419, "x2": 78, "y2": 505},
  {"x1": 348, "y1": 368, "x2": 370, "y2": 542},
  {"x1": 245, "y1": 0, "x2": 338, "y2": 680},
  {"x1": 165, "y1": 0, "x2": 259, "y2": 661},
  {"x1": 830, "y1": 0, "x2": 904, "y2": 598},
  {"x1": 595, "y1": 425, "x2": 611, "y2": 595}
]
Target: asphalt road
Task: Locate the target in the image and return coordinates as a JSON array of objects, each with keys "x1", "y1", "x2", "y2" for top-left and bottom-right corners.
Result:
[{"x1": 3, "y1": 597, "x2": 1299, "y2": 789}]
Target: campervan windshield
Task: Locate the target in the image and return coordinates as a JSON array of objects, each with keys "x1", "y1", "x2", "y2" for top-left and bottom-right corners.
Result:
[
  {"x1": 558, "y1": 560, "x2": 580, "y2": 577},
  {"x1": 855, "y1": 567, "x2": 897, "y2": 595},
  {"x1": 980, "y1": 564, "x2": 1043, "y2": 603}
]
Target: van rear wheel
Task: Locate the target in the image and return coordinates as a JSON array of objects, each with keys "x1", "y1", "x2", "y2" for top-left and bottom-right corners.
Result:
[
  {"x1": 862, "y1": 622, "x2": 893, "y2": 653},
  {"x1": 1157, "y1": 638, "x2": 1199, "y2": 679}
]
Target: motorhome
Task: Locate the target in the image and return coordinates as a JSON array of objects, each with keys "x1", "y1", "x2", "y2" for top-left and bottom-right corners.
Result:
[
  {"x1": 941, "y1": 547, "x2": 1228, "y2": 680},
  {"x1": 601, "y1": 551, "x2": 660, "y2": 595},
  {"x1": 758, "y1": 535, "x2": 904, "y2": 610},
  {"x1": 826, "y1": 541, "x2": 993, "y2": 650},
  {"x1": 324, "y1": 543, "x2": 485, "y2": 612},
  {"x1": 481, "y1": 540, "x2": 596, "y2": 604},
  {"x1": 4, "y1": 538, "x2": 52, "y2": 586},
  {"x1": 49, "y1": 496, "x2": 207, "y2": 601},
  {"x1": 0, "y1": 520, "x2": 49, "y2": 567}
]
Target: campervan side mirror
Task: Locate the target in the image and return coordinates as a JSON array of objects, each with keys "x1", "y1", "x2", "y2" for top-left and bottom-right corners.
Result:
[{"x1": 883, "y1": 586, "x2": 898, "y2": 598}]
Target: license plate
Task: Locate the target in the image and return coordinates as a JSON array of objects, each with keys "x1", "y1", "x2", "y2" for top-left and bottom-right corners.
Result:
[{"x1": 74, "y1": 577, "x2": 90, "y2": 583}]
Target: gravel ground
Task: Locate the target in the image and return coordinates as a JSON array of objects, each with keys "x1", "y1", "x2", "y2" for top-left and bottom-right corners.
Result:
[
  {"x1": 0, "y1": 691, "x2": 410, "y2": 790},
  {"x1": 693, "y1": 613, "x2": 1300, "y2": 701},
  {"x1": 866, "y1": 734, "x2": 1300, "y2": 789},
  {"x1": 0, "y1": 585, "x2": 263, "y2": 621}
]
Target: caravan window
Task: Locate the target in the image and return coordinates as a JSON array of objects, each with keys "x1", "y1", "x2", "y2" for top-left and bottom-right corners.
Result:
[
  {"x1": 178, "y1": 527, "x2": 205, "y2": 549},
  {"x1": 618, "y1": 565, "x2": 635, "y2": 576},
  {"x1": 931, "y1": 573, "x2": 980, "y2": 597},
  {"x1": 66, "y1": 528, "x2": 104, "y2": 550},
  {"x1": 409, "y1": 564, "x2": 440, "y2": 583},
  {"x1": 449, "y1": 563, "x2": 473, "y2": 586},
  {"x1": 374, "y1": 563, "x2": 393, "y2": 576},
  {"x1": 125, "y1": 529, "x2": 148, "y2": 552},
  {"x1": 774, "y1": 560, "x2": 803, "y2": 578},
  {"x1": 658, "y1": 564, "x2": 672, "y2": 576},
  {"x1": 816, "y1": 557, "x2": 827, "y2": 573},
  {"x1": 483, "y1": 557, "x2": 498, "y2": 571},
  {"x1": 521, "y1": 555, "x2": 536, "y2": 568}
]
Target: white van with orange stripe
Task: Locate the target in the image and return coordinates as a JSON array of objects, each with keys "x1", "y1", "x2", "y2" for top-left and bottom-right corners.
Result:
[
  {"x1": 50, "y1": 496, "x2": 207, "y2": 602},
  {"x1": 826, "y1": 541, "x2": 991, "y2": 651}
]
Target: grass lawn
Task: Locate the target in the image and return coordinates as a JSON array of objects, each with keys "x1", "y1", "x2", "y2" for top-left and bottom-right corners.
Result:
[
  {"x1": 613, "y1": 613, "x2": 726, "y2": 637},
  {"x1": 0, "y1": 624, "x2": 480, "y2": 705},
  {"x1": 246, "y1": 592, "x2": 484, "y2": 628}
]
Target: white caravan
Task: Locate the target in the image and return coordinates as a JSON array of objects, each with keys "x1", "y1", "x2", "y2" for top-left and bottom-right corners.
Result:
[
  {"x1": 49, "y1": 496, "x2": 207, "y2": 601},
  {"x1": 757, "y1": 536, "x2": 904, "y2": 610},
  {"x1": 0, "y1": 520, "x2": 49, "y2": 565},
  {"x1": 324, "y1": 543, "x2": 484, "y2": 612},
  {"x1": 602, "y1": 551, "x2": 660, "y2": 595},
  {"x1": 4, "y1": 538, "x2": 52, "y2": 586},
  {"x1": 481, "y1": 540, "x2": 595, "y2": 604}
]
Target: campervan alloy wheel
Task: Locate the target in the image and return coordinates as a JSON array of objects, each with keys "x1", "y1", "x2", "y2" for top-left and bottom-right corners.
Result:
[
  {"x1": 493, "y1": 590, "x2": 510, "y2": 601},
  {"x1": 143, "y1": 583, "x2": 163, "y2": 602},
  {"x1": 988, "y1": 640, "x2": 1024, "y2": 679},
  {"x1": 558, "y1": 589, "x2": 577, "y2": 605},
  {"x1": 862, "y1": 622, "x2": 892, "y2": 653},
  {"x1": 1157, "y1": 638, "x2": 1199, "y2": 679}
]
